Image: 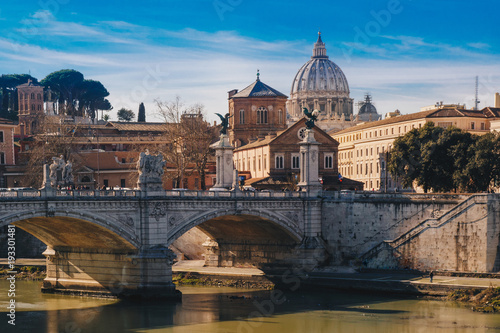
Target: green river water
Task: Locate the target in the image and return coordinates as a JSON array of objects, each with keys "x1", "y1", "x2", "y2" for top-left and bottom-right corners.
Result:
[{"x1": 1, "y1": 280, "x2": 500, "y2": 332}]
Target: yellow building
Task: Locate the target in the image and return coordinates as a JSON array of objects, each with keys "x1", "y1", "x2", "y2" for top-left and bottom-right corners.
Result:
[{"x1": 331, "y1": 105, "x2": 500, "y2": 191}]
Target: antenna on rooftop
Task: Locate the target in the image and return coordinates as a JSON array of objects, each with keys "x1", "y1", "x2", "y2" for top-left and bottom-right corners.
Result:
[{"x1": 474, "y1": 76, "x2": 481, "y2": 110}]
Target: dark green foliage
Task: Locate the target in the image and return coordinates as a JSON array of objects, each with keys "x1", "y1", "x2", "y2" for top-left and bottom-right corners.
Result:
[
  {"x1": 389, "y1": 122, "x2": 500, "y2": 193},
  {"x1": 0, "y1": 74, "x2": 38, "y2": 120},
  {"x1": 138, "y1": 102, "x2": 146, "y2": 122},
  {"x1": 40, "y1": 69, "x2": 112, "y2": 119},
  {"x1": 117, "y1": 108, "x2": 135, "y2": 121}
]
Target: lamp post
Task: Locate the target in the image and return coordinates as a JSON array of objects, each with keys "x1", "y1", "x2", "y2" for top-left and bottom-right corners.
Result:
[{"x1": 92, "y1": 130, "x2": 100, "y2": 189}]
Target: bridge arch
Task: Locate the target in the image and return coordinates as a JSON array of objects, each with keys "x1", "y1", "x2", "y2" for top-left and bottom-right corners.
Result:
[
  {"x1": 168, "y1": 207, "x2": 303, "y2": 268},
  {"x1": 0, "y1": 208, "x2": 139, "y2": 251},
  {"x1": 167, "y1": 207, "x2": 303, "y2": 245}
]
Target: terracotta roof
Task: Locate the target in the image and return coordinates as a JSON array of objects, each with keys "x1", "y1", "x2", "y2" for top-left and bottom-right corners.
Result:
[
  {"x1": 231, "y1": 79, "x2": 287, "y2": 98},
  {"x1": 332, "y1": 110, "x2": 435, "y2": 136},
  {"x1": 107, "y1": 122, "x2": 170, "y2": 132},
  {"x1": 482, "y1": 107, "x2": 500, "y2": 118},
  {"x1": 76, "y1": 151, "x2": 137, "y2": 170},
  {"x1": 331, "y1": 107, "x2": 491, "y2": 136}
]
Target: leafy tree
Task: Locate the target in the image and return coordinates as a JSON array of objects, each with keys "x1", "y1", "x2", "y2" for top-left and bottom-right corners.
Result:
[
  {"x1": 389, "y1": 122, "x2": 500, "y2": 193},
  {"x1": 40, "y1": 69, "x2": 84, "y2": 117},
  {"x1": 388, "y1": 122, "x2": 443, "y2": 191},
  {"x1": 117, "y1": 108, "x2": 135, "y2": 121},
  {"x1": 0, "y1": 74, "x2": 38, "y2": 120},
  {"x1": 40, "y1": 70, "x2": 112, "y2": 120},
  {"x1": 77, "y1": 79, "x2": 112, "y2": 120},
  {"x1": 138, "y1": 102, "x2": 146, "y2": 122},
  {"x1": 463, "y1": 132, "x2": 500, "y2": 192}
]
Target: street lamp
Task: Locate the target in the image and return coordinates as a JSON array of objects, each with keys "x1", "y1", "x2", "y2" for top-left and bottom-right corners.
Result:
[{"x1": 92, "y1": 130, "x2": 100, "y2": 189}]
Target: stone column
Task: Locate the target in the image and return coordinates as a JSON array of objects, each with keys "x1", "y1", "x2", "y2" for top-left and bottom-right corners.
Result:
[
  {"x1": 298, "y1": 129, "x2": 322, "y2": 196},
  {"x1": 212, "y1": 134, "x2": 234, "y2": 189}
]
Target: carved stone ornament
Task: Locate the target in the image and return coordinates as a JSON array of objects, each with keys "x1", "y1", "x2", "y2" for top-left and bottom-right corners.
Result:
[{"x1": 150, "y1": 202, "x2": 167, "y2": 221}]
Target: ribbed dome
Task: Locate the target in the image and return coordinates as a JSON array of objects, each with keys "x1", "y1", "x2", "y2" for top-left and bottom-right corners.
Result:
[
  {"x1": 291, "y1": 33, "x2": 350, "y2": 97},
  {"x1": 359, "y1": 103, "x2": 377, "y2": 115}
]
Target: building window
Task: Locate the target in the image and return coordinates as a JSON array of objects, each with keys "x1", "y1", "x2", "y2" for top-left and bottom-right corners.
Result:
[
  {"x1": 471, "y1": 122, "x2": 475, "y2": 130},
  {"x1": 30, "y1": 93, "x2": 35, "y2": 99},
  {"x1": 438, "y1": 122, "x2": 453, "y2": 128},
  {"x1": 325, "y1": 153, "x2": 334, "y2": 169},
  {"x1": 291, "y1": 154, "x2": 300, "y2": 169},
  {"x1": 257, "y1": 106, "x2": 268, "y2": 124},
  {"x1": 278, "y1": 109, "x2": 283, "y2": 124},
  {"x1": 19, "y1": 93, "x2": 23, "y2": 100},
  {"x1": 103, "y1": 179, "x2": 109, "y2": 187},
  {"x1": 239, "y1": 109, "x2": 245, "y2": 124},
  {"x1": 37, "y1": 93, "x2": 42, "y2": 100},
  {"x1": 194, "y1": 178, "x2": 199, "y2": 189},
  {"x1": 275, "y1": 154, "x2": 284, "y2": 169},
  {"x1": 0, "y1": 152, "x2": 4, "y2": 165},
  {"x1": 263, "y1": 154, "x2": 267, "y2": 169},
  {"x1": 120, "y1": 179, "x2": 126, "y2": 187},
  {"x1": 481, "y1": 122, "x2": 485, "y2": 130},
  {"x1": 0, "y1": 131, "x2": 3, "y2": 143},
  {"x1": 31, "y1": 104, "x2": 35, "y2": 111},
  {"x1": 258, "y1": 156, "x2": 261, "y2": 171}
]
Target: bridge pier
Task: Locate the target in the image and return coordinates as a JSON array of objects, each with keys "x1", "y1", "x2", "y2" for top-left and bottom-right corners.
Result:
[{"x1": 42, "y1": 246, "x2": 181, "y2": 299}]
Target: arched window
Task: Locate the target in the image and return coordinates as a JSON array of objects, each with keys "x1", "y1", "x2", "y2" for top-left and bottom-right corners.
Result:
[
  {"x1": 275, "y1": 154, "x2": 284, "y2": 169},
  {"x1": 37, "y1": 93, "x2": 42, "y2": 100},
  {"x1": 31, "y1": 104, "x2": 35, "y2": 111},
  {"x1": 239, "y1": 109, "x2": 245, "y2": 124},
  {"x1": 257, "y1": 106, "x2": 268, "y2": 124},
  {"x1": 30, "y1": 93, "x2": 35, "y2": 99}
]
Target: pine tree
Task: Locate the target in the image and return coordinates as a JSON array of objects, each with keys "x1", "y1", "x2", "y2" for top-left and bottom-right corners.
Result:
[{"x1": 138, "y1": 102, "x2": 146, "y2": 122}]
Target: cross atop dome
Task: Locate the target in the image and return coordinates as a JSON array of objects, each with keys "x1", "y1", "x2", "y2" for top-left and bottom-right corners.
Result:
[{"x1": 317, "y1": 30, "x2": 323, "y2": 43}]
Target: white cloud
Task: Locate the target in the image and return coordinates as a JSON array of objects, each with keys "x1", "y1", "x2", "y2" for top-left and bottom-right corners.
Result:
[{"x1": 3, "y1": 15, "x2": 500, "y2": 123}]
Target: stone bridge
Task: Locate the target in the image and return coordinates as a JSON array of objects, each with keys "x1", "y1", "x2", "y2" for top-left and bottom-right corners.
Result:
[
  {"x1": 1, "y1": 188, "x2": 323, "y2": 298},
  {"x1": 3, "y1": 188, "x2": 500, "y2": 299}
]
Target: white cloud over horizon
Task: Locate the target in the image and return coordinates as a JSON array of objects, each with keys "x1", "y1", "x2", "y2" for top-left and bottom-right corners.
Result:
[{"x1": 3, "y1": 12, "x2": 500, "y2": 123}]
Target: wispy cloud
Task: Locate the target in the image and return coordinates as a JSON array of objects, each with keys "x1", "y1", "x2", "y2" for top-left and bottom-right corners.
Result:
[
  {"x1": 341, "y1": 35, "x2": 497, "y2": 61},
  {"x1": 2, "y1": 12, "x2": 500, "y2": 122}
]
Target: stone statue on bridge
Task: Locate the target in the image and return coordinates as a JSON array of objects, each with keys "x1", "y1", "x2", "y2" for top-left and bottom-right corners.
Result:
[
  {"x1": 137, "y1": 150, "x2": 166, "y2": 190},
  {"x1": 47, "y1": 155, "x2": 74, "y2": 187}
]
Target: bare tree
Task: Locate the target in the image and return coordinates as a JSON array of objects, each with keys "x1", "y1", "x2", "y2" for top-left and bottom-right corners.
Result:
[
  {"x1": 155, "y1": 97, "x2": 218, "y2": 189},
  {"x1": 21, "y1": 114, "x2": 84, "y2": 187}
]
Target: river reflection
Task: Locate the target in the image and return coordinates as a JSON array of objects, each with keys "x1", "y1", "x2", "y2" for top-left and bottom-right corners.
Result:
[{"x1": 1, "y1": 280, "x2": 500, "y2": 332}]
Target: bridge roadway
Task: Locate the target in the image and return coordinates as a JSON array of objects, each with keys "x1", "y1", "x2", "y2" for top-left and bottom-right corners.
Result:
[{"x1": 0, "y1": 188, "x2": 324, "y2": 299}]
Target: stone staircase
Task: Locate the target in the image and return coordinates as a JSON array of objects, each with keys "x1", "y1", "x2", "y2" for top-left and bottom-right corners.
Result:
[{"x1": 361, "y1": 194, "x2": 489, "y2": 263}]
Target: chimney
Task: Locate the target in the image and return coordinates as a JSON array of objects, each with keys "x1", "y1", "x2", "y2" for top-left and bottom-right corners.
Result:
[
  {"x1": 495, "y1": 93, "x2": 500, "y2": 108},
  {"x1": 228, "y1": 89, "x2": 238, "y2": 99}
]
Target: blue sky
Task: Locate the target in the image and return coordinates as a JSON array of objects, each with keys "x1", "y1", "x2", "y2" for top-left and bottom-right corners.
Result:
[{"x1": 1, "y1": 0, "x2": 499, "y2": 122}]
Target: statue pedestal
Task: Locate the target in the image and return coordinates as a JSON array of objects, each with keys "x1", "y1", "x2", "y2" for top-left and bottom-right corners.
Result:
[
  {"x1": 211, "y1": 134, "x2": 234, "y2": 189},
  {"x1": 297, "y1": 129, "x2": 322, "y2": 196}
]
